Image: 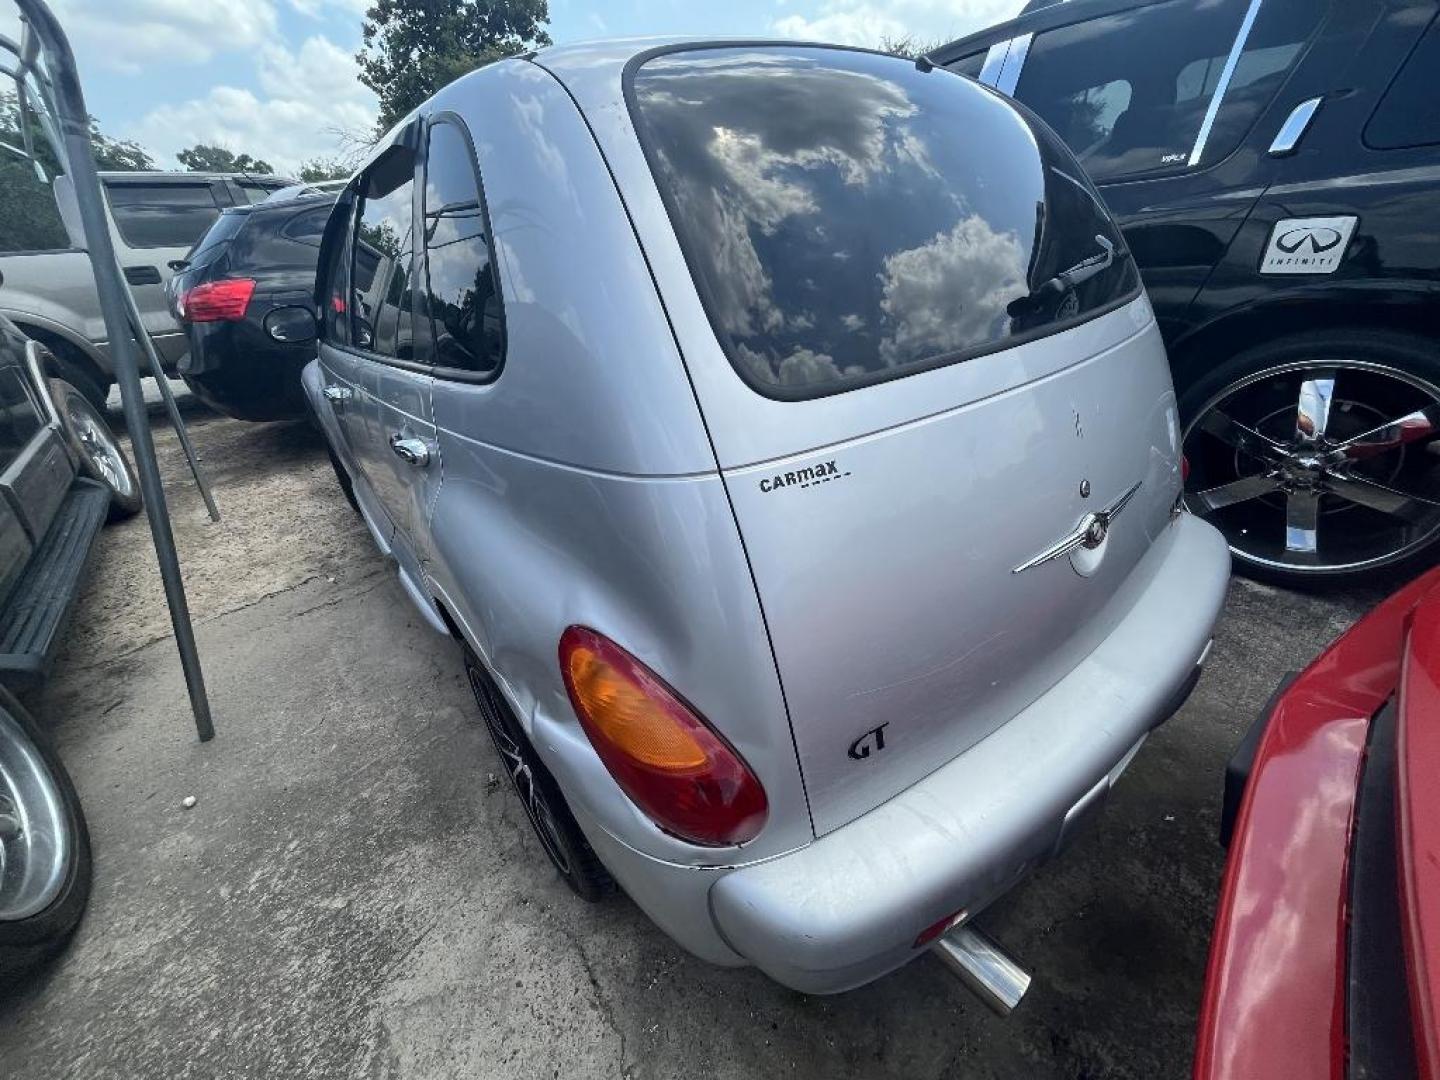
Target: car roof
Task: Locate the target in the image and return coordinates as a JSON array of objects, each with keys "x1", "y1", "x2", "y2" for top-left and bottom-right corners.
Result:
[
  {"x1": 930, "y1": 0, "x2": 1157, "y2": 64},
  {"x1": 97, "y1": 170, "x2": 297, "y2": 185}
]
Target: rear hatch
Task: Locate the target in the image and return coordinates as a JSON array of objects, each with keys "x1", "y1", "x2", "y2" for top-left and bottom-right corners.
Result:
[{"x1": 628, "y1": 45, "x2": 1185, "y2": 834}]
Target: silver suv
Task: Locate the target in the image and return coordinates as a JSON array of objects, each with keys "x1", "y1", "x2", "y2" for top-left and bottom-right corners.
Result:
[
  {"x1": 0, "y1": 170, "x2": 291, "y2": 407},
  {"x1": 305, "y1": 41, "x2": 1230, "y2": 998}
]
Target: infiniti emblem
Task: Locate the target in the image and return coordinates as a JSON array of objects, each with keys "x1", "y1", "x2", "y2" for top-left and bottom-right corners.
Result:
[
  {"x1": 1013, "y1": 481, "x2": 1143, "y2": 574},
  {"x1": 1275, "y1": 226, "x2": 1344, "y2": 254},
  {"x1": 1079, "y1": 478, "x2": 1091, "y2": 499}
]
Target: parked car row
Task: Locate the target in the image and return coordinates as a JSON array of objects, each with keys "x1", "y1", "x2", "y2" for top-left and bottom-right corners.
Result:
[
  {"x1": 1, "y1": 1, "x2": 1435, "y2": 1072},
  {"x1": 0, "y1": 169, "x2": 292, "y2": 409}
]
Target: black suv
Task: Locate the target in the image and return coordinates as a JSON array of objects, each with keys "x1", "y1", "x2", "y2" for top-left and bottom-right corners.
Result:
[
  {"x1": 937, "y1": 0, "x2": 1440, "y2": 583},
  {"x1": 169, "y1": 191, "x2": 337, "y2": 422}
]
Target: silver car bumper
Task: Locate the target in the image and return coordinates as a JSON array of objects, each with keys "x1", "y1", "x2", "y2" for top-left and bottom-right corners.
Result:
[{"x1": 704, "y1": 513, "x2": 1229, "y2": 994}]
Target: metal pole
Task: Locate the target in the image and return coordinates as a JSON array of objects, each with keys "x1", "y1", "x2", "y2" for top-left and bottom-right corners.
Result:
[
  {"x1": 121, "y1": 296, "x2": 220, "y2": 522},
  {"x1": 17, "y1": 0, "x2": 213, "y2": 740}
]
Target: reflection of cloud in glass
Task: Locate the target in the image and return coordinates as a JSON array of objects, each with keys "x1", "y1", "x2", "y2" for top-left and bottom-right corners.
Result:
[
  {"x1": 736, "y1": 343, "x2": 863, "y2": 388},
  {"x1": 642, "y1": 55, "x2": 925, "y2": 340},
  {"x1": 878, "y1": 216, "x2": 1027, "y2": 367}
]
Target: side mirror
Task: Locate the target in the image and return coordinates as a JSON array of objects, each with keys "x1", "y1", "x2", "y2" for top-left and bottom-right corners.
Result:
[{"x1": 264, "y1": 306, "x2": 318, "y2": 345}]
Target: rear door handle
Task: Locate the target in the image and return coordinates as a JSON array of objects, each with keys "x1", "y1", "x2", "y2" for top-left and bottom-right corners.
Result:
[
  {"x1": 124, "y1": 265, "x2": 163, "y2": 286},
  {"x1": 389, "y1": 434, "x2": 431, "y2": 468},
  {"x1": 322, "y1": 385, "x2": 352, "y2": 403}
]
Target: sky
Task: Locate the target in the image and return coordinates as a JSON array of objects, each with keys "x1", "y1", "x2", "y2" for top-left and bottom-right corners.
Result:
[{"x1": 1, "y1": 0, "x2": 1024, "y2": 175}]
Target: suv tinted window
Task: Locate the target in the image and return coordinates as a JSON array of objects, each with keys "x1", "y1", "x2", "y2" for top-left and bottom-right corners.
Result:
[
  {"x1": 0, "y1": 166, "x2": 70, "y2": 253},
  {"x1": 281, "y1": 204, "x2": 332, "y2": 248},
  {"x1": 1017, "y1": 0, "x2": 1319, "y2": 182},
  {"x1": 350, "y1": 149, "x2": 416, "y2": 359},
  {"x1": 1365, "y1": 14, "x2": 1440, "y2": 150},
  {"x1": 419, "y1": 119, "x2": 503, "y2": 376},
  {"x1": 0, "y1": 365, "x2": 42, "y2": 471},
  {"x1": 629, "y1": 46, "x2": 1138, "y2": 398},
  {"x1": 106, "y1": 182, "x2": 222, "y2": 248},
  {"x1": 183, "y1": 210, "x2": 248, "y2": 271},
  {"x1": 322, "y1": 197, "x2": 356, "y2": 346}
]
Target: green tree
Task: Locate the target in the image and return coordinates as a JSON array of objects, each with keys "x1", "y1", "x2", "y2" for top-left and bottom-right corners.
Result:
[
  {"x1": 0, "y1": 91, "x2": 156, "y2": 252},
  {"x1": 176, "y1": 144, "x2": 274, "y2": 174},
  {"x1": 298, "y1": 158, "x2": 352, "y2": 182},
  {"x1": 877, "y1": 35, "x2": 946, "y2": 61},
  {"x1": 358, "y1": 0, "x2": 551, "y2": 132}
]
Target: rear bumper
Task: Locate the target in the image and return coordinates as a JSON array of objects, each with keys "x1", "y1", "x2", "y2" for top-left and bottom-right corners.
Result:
[
  {"x1": 586, "y1": 513, "x2": 1229, "y2": 993},
  {"x1": 708, "y1": 513, "x2": 1227, "y2": 993}
]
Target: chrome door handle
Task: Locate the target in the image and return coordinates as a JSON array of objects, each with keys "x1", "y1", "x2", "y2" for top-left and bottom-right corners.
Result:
[
  {"x1": 322, "y1": 385, "x2": 352, "y2": 403},
  {"x1": 389, "y1": 434, "x2": 431, "y2": 468}
]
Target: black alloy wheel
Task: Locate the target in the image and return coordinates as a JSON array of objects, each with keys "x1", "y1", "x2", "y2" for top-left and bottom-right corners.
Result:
[{"x1": 1182, "y1": 331, "x2": 1440, "y2": 583}]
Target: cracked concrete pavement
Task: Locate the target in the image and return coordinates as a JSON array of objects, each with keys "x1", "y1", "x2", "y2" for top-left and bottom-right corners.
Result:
[{"x1": 0, "y1": 395, "x2": 1402, "y2": 1079}]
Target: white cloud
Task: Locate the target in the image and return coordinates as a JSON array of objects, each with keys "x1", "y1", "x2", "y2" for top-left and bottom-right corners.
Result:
[
  {"x1": 47, "y1": 0, "x2": 280, "y2": 75},
  {"x1": 773, "y1": 0, "x2": 1024, "y2": 48},
  {"x1": 124, "y1": 36, "x2": 377, "y2": 175},
  {"x1": 286, "y1": 0, "x2": 371, "y2": 16}
]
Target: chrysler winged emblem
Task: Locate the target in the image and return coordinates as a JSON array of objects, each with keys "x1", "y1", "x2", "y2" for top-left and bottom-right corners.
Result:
[{"x1": 1012, "y1": 481, "x2": 1143, "y2": 575}]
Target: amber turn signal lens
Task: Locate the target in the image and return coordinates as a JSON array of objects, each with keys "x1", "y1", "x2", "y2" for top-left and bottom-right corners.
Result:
[{"x1": 559, "y1": 627, "x2": 768, "y2": 847}]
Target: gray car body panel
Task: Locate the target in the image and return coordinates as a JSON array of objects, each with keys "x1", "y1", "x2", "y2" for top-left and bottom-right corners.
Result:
[{"x1": 306, "y1": 41, "x2": 1231, "y2": 993}]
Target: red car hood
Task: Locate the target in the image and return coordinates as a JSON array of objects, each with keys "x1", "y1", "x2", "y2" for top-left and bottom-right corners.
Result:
[{"x1": 1195, "y1": 565, "x2": 1440, "y2": 1080}]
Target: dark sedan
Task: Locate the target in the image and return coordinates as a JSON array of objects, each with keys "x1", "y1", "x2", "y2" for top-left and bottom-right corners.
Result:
[{"x1": 168, "y1": 191, "x2": 336, "y2": 421}]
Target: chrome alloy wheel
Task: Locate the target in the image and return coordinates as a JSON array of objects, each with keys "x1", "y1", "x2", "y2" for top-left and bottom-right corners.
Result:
[
  {"x1": 0, "y1": 708, "x2": 70, "y2": 922},
  {"x1": 1183, "y1": 361, "x2": 1440, "y2": 575},
  {"x1": 66, "y1": 391, "x2": 134, "y2": 500},
  {"x1": 469, "y1": 668, "x2": 573, "y2": 877}
]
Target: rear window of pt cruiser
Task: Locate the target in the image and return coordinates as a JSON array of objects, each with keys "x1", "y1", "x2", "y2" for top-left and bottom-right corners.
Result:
[{"x1": 627, "y1": 45, "x2": 1140, "y2": 399}]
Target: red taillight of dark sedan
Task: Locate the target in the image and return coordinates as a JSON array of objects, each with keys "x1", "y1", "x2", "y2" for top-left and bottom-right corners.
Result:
[
  {"x1": 178, "y1": 278, "x2": 255, "y2": 322},
  {"x1": 1195, "y1": 565, "x2": 1440, "y2": 1080}
]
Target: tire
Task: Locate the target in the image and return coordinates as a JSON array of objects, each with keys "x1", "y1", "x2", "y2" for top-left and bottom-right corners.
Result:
[
  {"x1": 0, "y1": 685, "x2": 92, "y2": 984},
  {"x1": 48, "y1": 353, "x2": 110, "y2": 416},
  {"x1": 1179, "y1": 329, "x2": 1440, "y2": 585},
  {"x1": 325, "y1": 445, "x2": 361, "y2": 515},
  {"x1": 48, "y1": 379, "x2": 143, "y2": 522},
  {"x1": 24, "y1": 334, "x2": 110, "y2": 415},
  {"x1": 463, "y1": 646, "x2": 613, "y2": 902}
]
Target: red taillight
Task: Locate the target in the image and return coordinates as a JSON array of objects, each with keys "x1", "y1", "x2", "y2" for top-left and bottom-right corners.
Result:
[
  {"x1": 559, "y1": 627, "x2": 768, "y2": 847},
  {"x1": 179, "y1": 278, "x2": 255, "y2": 322},
  {"x1": 1182, "y1": 454, "x2": 1191, "y2": 484}
]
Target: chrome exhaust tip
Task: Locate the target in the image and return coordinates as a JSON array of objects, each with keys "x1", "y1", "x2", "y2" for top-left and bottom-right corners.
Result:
[{"x1": 932, "y1": 924, "x2": 1031, "y2": 1016}]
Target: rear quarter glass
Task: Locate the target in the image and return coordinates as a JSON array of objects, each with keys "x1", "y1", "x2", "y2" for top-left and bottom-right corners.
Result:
[{"x1": 625, "y1": 45, "x2": 1139, "y2": 400}]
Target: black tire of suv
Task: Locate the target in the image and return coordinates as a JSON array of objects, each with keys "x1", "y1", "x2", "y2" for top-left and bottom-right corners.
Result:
[
  {"x1": 48, "y1": 379, "x2": 143, "y2": 522},
  {"x1": 45, "y1": 348, "x2": 110, "y2": 416},
  {"x1": 463, "y1": 645, "x2": 614, "y2": 902},
  {"x1": 1179, "y1": 328, "x2": 1440, "y2": 585},
  {"x1": 0, "y1": 686, "x2": 93, "y2": 985}
]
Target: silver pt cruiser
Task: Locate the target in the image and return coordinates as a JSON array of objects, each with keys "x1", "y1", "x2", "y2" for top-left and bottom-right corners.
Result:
[{"x1": 304, "y1": 38, "x2": 1230, "y2": 1007}]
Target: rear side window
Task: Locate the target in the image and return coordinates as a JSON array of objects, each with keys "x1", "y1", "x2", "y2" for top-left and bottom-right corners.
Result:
[
  {"x1": 106, "y1": 182, "x2": 222, "y2": 249},
  {"x1": 1365, "y1": 14, "x2": 1440, "y2": 150},
  {"x1": 350, "y1": 148, "x2": 417, "y2": 360},
  {"x1": 236, "y1": 180, "x2": 282, "y2": 205},
  {"x1": 1016, "y1": 0, "x2": 1320, "y2": 182},
  {"x1": 628, "y1": 46, "x2": 1138, "y2": 399},
  {"x1": 281, "y1": 205, "x2": 332, "y2": 248},
  {"x1": 321, "y1": 197, "x2": 357, "y2": 346},
  {"x1": 0, "y1": 364, "x2": 43, "y2": 472},
  {"x1": 948, "y1": 51, "x2": 987, "y2": 79},
  {"x1": 0, "y1": 166, "x2": 70, "y2": 253},
  {"x1": 183, "y1": 210, "x2": 248, "y2": 270},
  {"x1": 418, "y1": 119, "x2": 504, "y2": 377}
]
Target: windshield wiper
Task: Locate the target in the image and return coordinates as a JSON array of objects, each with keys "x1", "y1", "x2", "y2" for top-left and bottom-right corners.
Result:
[{"x1": 1007, "y1": 235, "x2": 1116, "y2": 319}]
